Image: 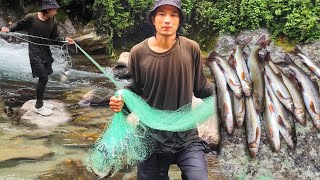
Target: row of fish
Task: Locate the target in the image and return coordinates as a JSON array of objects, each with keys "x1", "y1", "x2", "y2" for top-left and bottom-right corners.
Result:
[{"x1": 202, "y1": 35, "x2": 320, "y2": 157}]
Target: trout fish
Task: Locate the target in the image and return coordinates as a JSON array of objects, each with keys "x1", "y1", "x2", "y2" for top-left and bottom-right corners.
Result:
[
  {"x1": 207, "y1": 51, "x2": 243, "y2": 98},
  {"x1": 247, "y1": 35, "x2": 270, "y2": 112},
  {"x1": 266, "y1": 73, "x2": 296, "y2": 149},
  {"x1": 230, "y1": 37, "x2": 252, "y2": 96},
  {"x1": 269, "y1": 60, "x2": 306, "y2": 126},
  {"x1": 204, "y1": 58, "x2": 234, "y2": 135},
  {"x1": 264, "y1": 75, "x2": 281, "y2": 152},
  {"x1": 245, "y1": 96, "x2": 261, "y2": 158},
  {"x1": 264, "y1": 52, "x2": 294, "y2": 113},
  {"x1": 293, "y1": 46, "x2": 320, "y2": 78},
  {"x1": 277, "y1": 54, "x2": 320, "y2": 130}
]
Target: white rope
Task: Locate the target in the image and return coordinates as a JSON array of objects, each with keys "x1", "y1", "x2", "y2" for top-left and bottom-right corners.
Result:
[{"x1": 0, "y1": 31, "x2": 73, "y2": 65}]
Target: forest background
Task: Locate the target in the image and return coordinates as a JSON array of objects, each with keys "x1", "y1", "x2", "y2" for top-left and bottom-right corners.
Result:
[{"x1": 1, "y1": 0, "x2": 319, "y2": 55}]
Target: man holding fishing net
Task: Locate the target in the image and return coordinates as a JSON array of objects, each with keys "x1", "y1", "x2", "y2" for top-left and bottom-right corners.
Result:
[
  {"x1": 1, "y1": 0, "x2": 75, "y2": 116},
  {"x1": 109, "y1": 0, "x2": 214, "y2": 179}
]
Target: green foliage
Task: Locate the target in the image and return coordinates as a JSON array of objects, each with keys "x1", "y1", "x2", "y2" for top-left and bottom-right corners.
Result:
[
  {"x1": 61, "y1": 0, "x2": 320, "y2": 54},
  {"x1": 93, "y1": 0, "x2": 153, "y2": 55},
  {"x1": 266, "y1": 0, "x2": 320, "y2": 43}
]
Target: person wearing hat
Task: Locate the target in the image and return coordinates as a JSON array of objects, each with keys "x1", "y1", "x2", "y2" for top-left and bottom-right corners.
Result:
[
  {"x1": 109, "y1": 0, "x2": 214, "y2": 179},
  {"x1": 1, "y1": 0, "x2": 75, "y2": 116}
]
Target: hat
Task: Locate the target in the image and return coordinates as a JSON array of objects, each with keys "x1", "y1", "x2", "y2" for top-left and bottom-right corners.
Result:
[
  {"x1": 146, "y1": 0, "x2": 186, "y2": 26},
  {"x1": 41, "y1": 0, "x2": 60, "y2": 10}
]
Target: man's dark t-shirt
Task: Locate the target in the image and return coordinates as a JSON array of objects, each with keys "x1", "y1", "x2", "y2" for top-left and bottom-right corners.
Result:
[
  {"x1": 127, "y1": 36, "x2": 214, "y2": 152},
  {"x1": 9, "y1": 12, "x2": 63, "y2": 77}
]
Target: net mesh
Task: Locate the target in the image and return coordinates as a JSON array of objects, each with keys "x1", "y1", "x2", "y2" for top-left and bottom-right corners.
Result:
[{"x1": 85, "y1": 89, "x2": 214, "y2": 177}]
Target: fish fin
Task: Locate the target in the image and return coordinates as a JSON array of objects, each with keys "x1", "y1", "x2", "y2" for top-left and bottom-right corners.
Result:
[
  {"x1": 276, "y1": 91, "x2": 284, "y2": 99},
  {"x1": 297, "y1": 81, "x2": 304, "y2": 92},
  {"x1": 292, "y1": 46, "x2": 303, "y2": 55},
  {"x1": 240, "y1": 98, "x2": 245, "y2": 112},
  {"x1": 268, "y1": 127, "x2": 274, "y2": 138},
  {"x1": 310, "y1": 101, "x2": 316, "y2": 114},
  {"x1": 202, "y1": 57, "x2": 211, "y2": 67},
  {"x1": 208, "y1": 50, "x2": 220, "y2": 61},
  {"x1": 255, "y1": 127, "x2": 260, "y2": 143},
  {"x1": 224, "y1": 103, "x2": 230, "y2": 114},
  {"x1": 228, "y1": 54, "x2": 236, "y2": 68},
  {"x1": 255, "y1": 35, "x2": 271, "y2": 48},
  {"x1": 268, "y1": 104, "x2": 275, "y2": 113},
  {"x1": 229, "y1": 79, "x2": 236, "y2": 86},
  {"x1": 255, "y1": 35, "x2": 266, "y2": 45},
  {"x1": 277, "y1": 116, "x2": 286, "y2": 128},
  {"x1": 241, "y1": 72, "x2": 245, "y2": 80},
  {"x1": 236, "y1": 37, "x2": 252, "y2": 47},
  {"x1": 309, "y1": 66, "x2": 317, "y2": 73},
  {"x1": 244, "y1": 37, "x2": 253, "y2": 46},
  {"x1": 266, "y1": 75, "x2": 271, "y2": 84}
]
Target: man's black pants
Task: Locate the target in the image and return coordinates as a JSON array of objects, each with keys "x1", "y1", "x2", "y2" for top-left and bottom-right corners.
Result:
[{"x1": 137, "y1": 142, "x2": 209, "y2": 180}]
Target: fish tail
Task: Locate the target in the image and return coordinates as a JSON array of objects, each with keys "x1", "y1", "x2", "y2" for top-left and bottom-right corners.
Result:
[
  {"x1": 256, "y1": 35, "x2": 271, "y2": 49},
  {"x1": 236, "y1": 37, "x2": 252, "y2": 47},
  {"x1": 292, "y1": 46, "x2": 303, "y2": 55},
  {"x1": 208, "y1": 50, "x2": 220, "y2": 61}
]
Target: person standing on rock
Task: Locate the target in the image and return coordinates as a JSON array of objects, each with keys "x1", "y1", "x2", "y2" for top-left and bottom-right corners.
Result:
[
  {"x1": 1, "y1": 0, "x2": 75, "y2": 116},
  {"x1": 109, "y1": 0, "x2": 214, "y2": 179}
]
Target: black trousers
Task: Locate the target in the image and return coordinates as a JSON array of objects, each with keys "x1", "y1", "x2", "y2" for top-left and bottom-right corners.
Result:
[
  {"x1": 35, "y1": 76, "x2": 48, "y2": 108},
  {"x1": 31, "y1": 60, "x2": 52, "y2": 108},
  {"x1": 137, "y1": 142, "x2": 209, "y2": 180}
]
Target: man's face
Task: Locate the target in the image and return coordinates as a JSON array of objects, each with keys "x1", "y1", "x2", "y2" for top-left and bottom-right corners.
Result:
[
  {"x1": 46, "y1": 8, "x2": 57, "y2": 17},
  {"x1": 152, "y1": 5, "x2": 180, "y2": 37}
]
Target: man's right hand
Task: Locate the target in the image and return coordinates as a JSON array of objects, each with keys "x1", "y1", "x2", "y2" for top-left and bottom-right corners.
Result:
[
  {"x1": 109, "y1": 96, "x2": 124, "y2": 112},
  {"x1": 1, "y1": 27, "x2": 9, "y2": 33}
]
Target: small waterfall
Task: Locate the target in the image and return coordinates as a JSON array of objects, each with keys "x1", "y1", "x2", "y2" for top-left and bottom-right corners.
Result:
[{"x1": 0, "y1": 39, "x2": 108, "y2": 88}]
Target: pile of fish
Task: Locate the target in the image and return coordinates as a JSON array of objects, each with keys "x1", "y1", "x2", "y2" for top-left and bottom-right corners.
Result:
[{"x1": 203, "y1": 35, "x2": 320, "y2": 158}]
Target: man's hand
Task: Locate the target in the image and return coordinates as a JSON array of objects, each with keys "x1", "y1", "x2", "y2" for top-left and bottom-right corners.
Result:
[
  {"x1": 109, "y1": 96, "x2": 124, "y2": 112},
  {"x1": 65, "y1": 37, "x2": 75, "y2": 45},
  {"x1": 1, "y1": 27, "x2": 9, "y2": 33}
]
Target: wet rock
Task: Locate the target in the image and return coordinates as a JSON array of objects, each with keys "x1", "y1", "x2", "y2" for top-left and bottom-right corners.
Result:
[
  {"x1": 58, "y1": 18, "x2": 77, "y2": 34},
  {"x1": 73, "y1": 31, "x2": 109, "y2": 55},
  {"x1": 0, "y1": 144, "x2": 53, "y2": 164},
  {"x1": 78, "y1": 89, "x2": 112, "y2": 107},
  {"x1": 53, "y1": 126, "x2": 102, "y2": 148},
  {"x1": 117, "y1": 52, "x2": 130, "y2": 66},
  {"x1": 19, "y1": 100, "x2": 72, "y2": 129},
  {"x1": 38, "y1": 159, "x2": 97, "y2": 180},
  {"x1": 0, "y1": 97, "x2": 10, "y2": 122}
]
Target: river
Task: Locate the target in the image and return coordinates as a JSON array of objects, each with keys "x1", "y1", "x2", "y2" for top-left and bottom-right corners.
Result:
[{"x1": 0, "y1": 34, "x2": 319, "y2": 179}]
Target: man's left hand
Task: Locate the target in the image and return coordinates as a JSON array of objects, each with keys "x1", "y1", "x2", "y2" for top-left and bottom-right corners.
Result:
[{"x1": 65, "y1": 37, "x2": 75, "y2": 45}]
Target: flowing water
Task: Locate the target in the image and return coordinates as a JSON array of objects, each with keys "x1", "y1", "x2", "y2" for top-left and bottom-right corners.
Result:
[{"x1": 0, "y1": 38, "x2": 118, "y2": 179}]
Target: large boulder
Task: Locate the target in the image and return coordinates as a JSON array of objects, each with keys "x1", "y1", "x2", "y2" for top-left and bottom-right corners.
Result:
[{"x1": 19, "y1": 100, "x2": 72, "y2": 129}]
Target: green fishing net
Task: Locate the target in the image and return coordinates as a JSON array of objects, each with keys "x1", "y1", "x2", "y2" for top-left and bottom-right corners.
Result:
[{"x1": 85, "y1": 89, "x2": 214, "y2": 177}]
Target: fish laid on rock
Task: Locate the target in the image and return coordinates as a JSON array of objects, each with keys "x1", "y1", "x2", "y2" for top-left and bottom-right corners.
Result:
[
  {"x1": 204, "y1": 58, "x2": 234, "y2": 135},
  {"x1": 245, "y1": 96, "x2": 261, "y2": 158},
  {"x1": 247, "y1": 35, "x2": 270, "y2": 112},
  {"x1": 207, "y1": 51, "x2": 243, "y2": 98},
  {"x1": 229, "y1": 37, "x2": 253, "y2": 97},
  {"x1": 264, "y1": 75, "x2": 281, "y2": 152},
  {"x1": 231, "y1": 92, "x2": 245, "y2": 128},
  {"x1": 292, "y1": 46, "x2": 320, "y2": 78},
  {"x1": 269, "y1": 60, "x2": 306, "y2": 126},
  {"x1": 277, "y1": 54, "x2": 320, "y2": 130},
  {"x1": 265, "y1": 74, "x2": 296, "y2": 149},
  {"x1": 264, "y1": 53, "x2": 295, "y2": 113}
]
